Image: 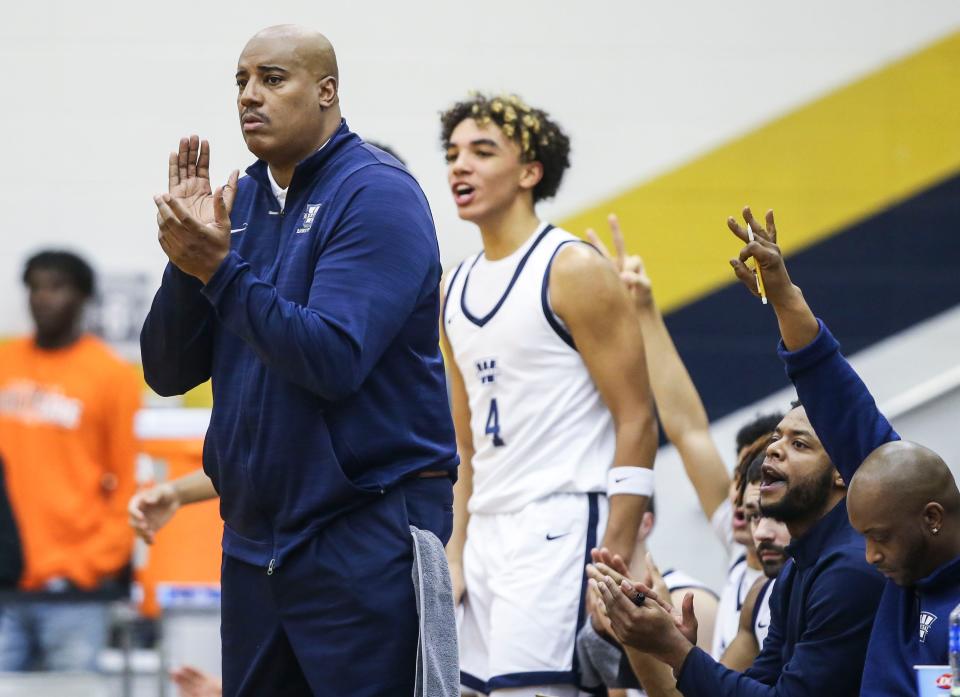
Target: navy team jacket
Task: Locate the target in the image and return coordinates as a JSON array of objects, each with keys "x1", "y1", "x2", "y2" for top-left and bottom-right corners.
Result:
[
  {"x1": 782, "y1": 321, "x2": 960, "y2": 696},
  {"x1": 141, "y1": 121, "x2": 458, "y2": 570}
]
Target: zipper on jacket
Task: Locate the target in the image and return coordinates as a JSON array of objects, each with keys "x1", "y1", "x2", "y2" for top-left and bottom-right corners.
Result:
[{"x1": 267, "y1": 558, "x2": 276, "y2": 576}]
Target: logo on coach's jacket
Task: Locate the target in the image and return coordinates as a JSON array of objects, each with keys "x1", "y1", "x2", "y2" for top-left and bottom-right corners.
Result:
[
  {"x1": 296, "y1": 203, "x2": 322, "y2": 234},
  {"x1": 476, "y1": 357, "x2": 499, "y2": 384},
  {"x1": 919, "y1": 611, "x2": 937, "y2": 643}
]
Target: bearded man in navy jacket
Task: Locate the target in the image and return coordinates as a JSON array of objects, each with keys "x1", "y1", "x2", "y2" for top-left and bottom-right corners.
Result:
[
  {"x1": 593, "y1": 208, "x2": 888, "y2": 697},
  {"x1": 141, "y1": 25, "x2": 458, "y2": 697}
]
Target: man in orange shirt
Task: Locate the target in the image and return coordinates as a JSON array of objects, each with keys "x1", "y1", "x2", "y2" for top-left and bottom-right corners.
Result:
[{"x1": 0, "y1": 251, "x2": 140, "y2": 671}]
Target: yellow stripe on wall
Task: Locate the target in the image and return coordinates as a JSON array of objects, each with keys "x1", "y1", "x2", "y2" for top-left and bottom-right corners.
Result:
[
  {"x1": 126, "y1": 359, "x2": 213, "y2": 408},
  {"x1": 561, "y1": 30, "x2": 960, "y2": 313}
]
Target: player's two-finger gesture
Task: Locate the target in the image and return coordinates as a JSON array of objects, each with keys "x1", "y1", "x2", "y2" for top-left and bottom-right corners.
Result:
[{"x1": 585, "y1": 214, "x2": 653, "y2": 310}]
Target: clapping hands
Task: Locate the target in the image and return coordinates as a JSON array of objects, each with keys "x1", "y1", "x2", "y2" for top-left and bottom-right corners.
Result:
[{"x1": 154, "y1": 136, "x2": 239, "y2": 284}]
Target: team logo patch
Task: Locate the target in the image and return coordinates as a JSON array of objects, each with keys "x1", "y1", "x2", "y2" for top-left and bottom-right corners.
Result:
[
  {"x1": 919, "y1": 611, "x2": 937, "y2": 643},
  {"x1": 475, "y1": 357, "x2": 499, "y2": 384},
  {"x1": 296, "y1": 203, "x2": 322, "y2": 234}
]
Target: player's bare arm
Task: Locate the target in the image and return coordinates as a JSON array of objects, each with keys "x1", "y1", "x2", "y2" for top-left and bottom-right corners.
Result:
[
  {"x1": 550, "y1": 243, "x2": 657, "y2": 563},
  {"x1": 440, "y1": 272, "x2": 474, "y2": 605},
  {"x1": 719, "y1": 574, "x2": 764, "y2": 671},
  {"x1": 589, "y1": 215, "x2": 730, "y2": 520}
]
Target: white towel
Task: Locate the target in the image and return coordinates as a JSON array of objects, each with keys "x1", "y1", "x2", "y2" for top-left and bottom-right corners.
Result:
[{"x1": 410, "y1": 525, "x2": 460, "y2": 697}]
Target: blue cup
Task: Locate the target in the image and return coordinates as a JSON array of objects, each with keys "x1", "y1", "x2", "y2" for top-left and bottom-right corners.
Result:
[{"x1": 914, "y1": 665, "x2": 952, "y2": 696}]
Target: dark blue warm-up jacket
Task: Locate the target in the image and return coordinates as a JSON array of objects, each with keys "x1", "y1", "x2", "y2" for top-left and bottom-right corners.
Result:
[
  {"x1": 676, "y1": 320, "x2": 887, "y2": 696},
  {"x1": 141, "y1": 121, "x2": 458, "y2": 570},
  {"x1": 782, "y1": 321, "x2": 960, "y2": 696}
]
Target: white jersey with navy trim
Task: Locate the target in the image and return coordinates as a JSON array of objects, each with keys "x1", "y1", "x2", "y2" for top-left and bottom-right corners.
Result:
[
  {"x1": 711, "y1": 553, "x2": 764, "y2": 659},
  {"x1": 661, "y1": 569, "x2": 718, "y2": 598},
  {"x1": 753, "y1": 577, "x2": 776, "y2": 648},
  {"x1": 443, "y1": 223, "x2": 615, "y2": 514}
]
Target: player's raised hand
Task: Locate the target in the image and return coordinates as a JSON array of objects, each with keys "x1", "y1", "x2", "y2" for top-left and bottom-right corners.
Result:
[
  {"x1": 726, "y1": 207, "x2": 795, "y2": 306},
  {"x1": 155, "y1": 137, "x2": 239, "y2": 283},
  {"x1": 128, "y1": 483, "x2": 181, "y2": 545},
  {"x1": 586, "y1": 214, "x2": 653, "y2": 310}
]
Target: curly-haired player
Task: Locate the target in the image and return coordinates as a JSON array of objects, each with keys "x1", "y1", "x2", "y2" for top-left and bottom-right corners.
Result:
[{"x1": 439, "y1": 93, "x2": 659, "y2": 697}]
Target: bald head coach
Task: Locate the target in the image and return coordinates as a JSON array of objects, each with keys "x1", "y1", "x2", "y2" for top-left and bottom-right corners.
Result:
[{"x1": 140, "y1": 26, "x2": 458, "y2": 696}]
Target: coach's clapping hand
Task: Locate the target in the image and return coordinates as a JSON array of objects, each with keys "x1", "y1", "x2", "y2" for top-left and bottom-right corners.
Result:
[
  {"x1": 592, "y1": 573, "x2": 698, "y2": 675},
  {"x1": 154, "y1": 135, "x2": 240, "y2": 285}
]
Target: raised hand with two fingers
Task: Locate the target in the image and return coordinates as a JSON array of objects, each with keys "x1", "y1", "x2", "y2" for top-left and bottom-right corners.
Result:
[
  {"x1": 586, "y1": 214, "x2": 653, "y2": 310},
  {"x1": 726, "y1": 206, "x2": 796, "y2": 306}
]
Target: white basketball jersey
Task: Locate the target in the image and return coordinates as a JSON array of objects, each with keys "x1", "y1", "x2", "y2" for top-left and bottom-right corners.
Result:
[
  {"x1": 753, "y1": 577, "x2": 776, "y2": 648},
  {"x1": 712, "y1": 554, "x2": 764, "y2": 659},
  {"x1": 443, "y1": 223, "x2": 616, "y2": 514},
  {"x1": 661, "y1": 569, "x2": 716, "y2": 597}
]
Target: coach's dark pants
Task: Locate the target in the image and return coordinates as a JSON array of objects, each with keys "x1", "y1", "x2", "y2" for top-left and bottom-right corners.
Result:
[{"x1": 221, "y1": 477, "x2": 453, "y2": 697}]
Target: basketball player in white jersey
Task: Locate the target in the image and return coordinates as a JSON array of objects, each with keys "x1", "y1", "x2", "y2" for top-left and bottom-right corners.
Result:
[
  {"x1": 586, "y1": 217, "x2": 778, "y2": 660},
  {"x1": 709, "y1": 439, "x2": 767, "y2": 656},
  {"x1": 439, "y1": 94, "x2": 658, "y2": 697},
  {"x1": 720, "y1": 458, "x2": 791, "y2": 671}
]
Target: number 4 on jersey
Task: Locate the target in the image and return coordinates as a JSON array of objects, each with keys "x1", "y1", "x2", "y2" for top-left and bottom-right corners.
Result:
[{"x1": 485, "y1": 398, "x2": 506, "y2": 447}]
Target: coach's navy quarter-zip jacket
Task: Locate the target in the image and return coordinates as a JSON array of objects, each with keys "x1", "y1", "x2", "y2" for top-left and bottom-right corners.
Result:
[{"x1": 141, "y1": 121, "x2": 458, "y2": 570}]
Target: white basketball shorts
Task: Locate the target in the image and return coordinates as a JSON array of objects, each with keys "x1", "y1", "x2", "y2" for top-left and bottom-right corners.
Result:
[{"x1": 458, "y1": 492, "x2": 608, "y2": 694}]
